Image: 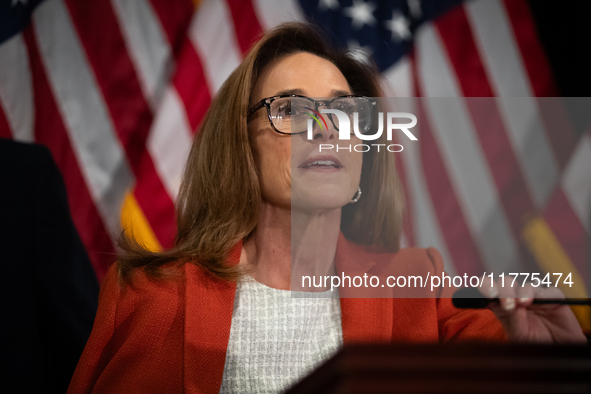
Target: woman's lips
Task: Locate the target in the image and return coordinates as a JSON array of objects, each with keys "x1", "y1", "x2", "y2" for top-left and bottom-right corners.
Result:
[{"x1": 298, "y1": 155, "x2": 343, "y2": 169}]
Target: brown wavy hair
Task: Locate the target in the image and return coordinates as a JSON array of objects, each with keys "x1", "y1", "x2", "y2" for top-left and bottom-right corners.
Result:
[{"x1": 117, "y1": 22, "x2": 404, "y2": 282}]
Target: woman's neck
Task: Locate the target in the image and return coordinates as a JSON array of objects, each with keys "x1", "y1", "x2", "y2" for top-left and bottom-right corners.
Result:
[{"x1": 241, "y1": 202, "x2": 341, "y2": 290}]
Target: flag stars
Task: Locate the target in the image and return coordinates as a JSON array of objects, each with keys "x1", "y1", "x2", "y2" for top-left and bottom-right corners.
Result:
[
  {"x1": 319, "y1": 0, "x2": 339, "y2": 11},
  {"x1": 385, "y1": 11, "x2": 412, "y2": 42},
  {"x1": 407, "y1": 0, "x2": 422, "y2": 19},
  {"x1": 344, "y1": 0, "x2": 377, "y2": 29}
]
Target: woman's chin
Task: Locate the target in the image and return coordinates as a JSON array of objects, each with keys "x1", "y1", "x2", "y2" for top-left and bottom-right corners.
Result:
[{"x1": 290, "y1": 193, "x2": 350, "y2": 213}]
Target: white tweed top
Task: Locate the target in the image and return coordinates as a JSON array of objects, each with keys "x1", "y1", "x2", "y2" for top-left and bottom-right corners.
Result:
[{"x1": 219, "y1": 276, "x2": 343, "y2": 393}]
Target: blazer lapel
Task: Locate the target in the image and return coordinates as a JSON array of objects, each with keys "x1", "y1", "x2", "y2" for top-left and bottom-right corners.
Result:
[
  {"x1": 182, "y1": 236, "x2": 395, "y2": 393},
  {"x1": 336, "y1": 234, "x2": 393, "y2": 343},
  {"x1": 183, "y1": 243, "x2": 241, "y2": 394}
]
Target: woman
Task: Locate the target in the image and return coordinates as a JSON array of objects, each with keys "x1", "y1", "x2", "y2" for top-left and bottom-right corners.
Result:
[{"x1": 68, "y1": 22, "x2": 586, "y2": 394}]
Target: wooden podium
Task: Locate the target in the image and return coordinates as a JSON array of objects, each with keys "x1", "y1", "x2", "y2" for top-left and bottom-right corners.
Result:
[{"x1": 286, "y1": 343, "x2": 591, "y2": 393}]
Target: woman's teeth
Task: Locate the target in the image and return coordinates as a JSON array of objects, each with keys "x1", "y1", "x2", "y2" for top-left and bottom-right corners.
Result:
[{"x1": 305, "y1": 160, "x2": 339, "y2": 168}]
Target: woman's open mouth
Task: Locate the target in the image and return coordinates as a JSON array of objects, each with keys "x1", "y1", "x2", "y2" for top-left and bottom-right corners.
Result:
[
  {"x1": 298, "y1": 155, "x2": 343, "y2": 170},
  {"x1": 303, "y1": 160, "x2": 340, "y2": 169}
]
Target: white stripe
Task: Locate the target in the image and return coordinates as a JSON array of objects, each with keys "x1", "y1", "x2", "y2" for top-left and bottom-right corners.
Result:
[
  {"x1": 188, "y1": 0, "x2": 241, "y2": 95},
  {"x1": 0, "y1": 33, "x2": 34, "y2": 142},
  {"x1": 465, "y1": 0, "x2": 532, "y2": 97},
  {"x1": 147, "y1": 87, "x2": 193, "y2": 200},
  {"x1": 416, "y1": 24, "x2": 519, "y2": 273},
  {"x1": 397, "y1": 98, "x2": 456, "y2": 276},
  {"x1": 562, "y1": 134, "x2": 591, "y2": 234},
  {"x1": 382, "y1": 56, "x2": 412, "y2": 98},
  {"x1": 110, "y1": 0, "x2": 173, "y2": 110},
  {"x1": 33, "y1": 0, "x2": 134, "y2": 235},
  {"x1": 252, "y1": 0, "x2": 306, "y2": 29},
  {"x1": 465, "y1": 0, "x2": 558, "y2": 207}
]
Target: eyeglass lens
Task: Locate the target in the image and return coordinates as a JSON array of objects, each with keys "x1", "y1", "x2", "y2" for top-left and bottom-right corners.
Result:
[{"x1": 269, "y1": 97, "x2": 373, "y2": 134}]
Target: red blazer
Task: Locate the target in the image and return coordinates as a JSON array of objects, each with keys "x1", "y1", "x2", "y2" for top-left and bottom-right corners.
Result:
[{"x1": 68, "y1": 234, "x2": 506, "y2": 393}]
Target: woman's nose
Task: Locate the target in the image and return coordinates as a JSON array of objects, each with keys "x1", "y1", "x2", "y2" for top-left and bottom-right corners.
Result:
[
  {"x1": 311, "y1": 119, "x2": 337, "y2": 141},
  {"x1": 311, "y1": 110, "x2": 338, "y2": 142}
]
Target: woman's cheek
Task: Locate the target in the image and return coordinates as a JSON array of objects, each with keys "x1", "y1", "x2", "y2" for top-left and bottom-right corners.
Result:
[
  {"x1": 261, "y1": 153, "x2": 292, "y2": 204},
  {"x1": 276, "y1": 155, "x2": 291, "y2": 197},
  {"x1": 277, "y1": 144, "x2": 292, "y2": 186},
  {"x1": 284, "y1": 163, "x2": 291, "y2": 195}
]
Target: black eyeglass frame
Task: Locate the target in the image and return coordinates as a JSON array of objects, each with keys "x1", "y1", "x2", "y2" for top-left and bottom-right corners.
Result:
[{"x1": 247, "y1": 94, "x2": 378, "y2": 135}]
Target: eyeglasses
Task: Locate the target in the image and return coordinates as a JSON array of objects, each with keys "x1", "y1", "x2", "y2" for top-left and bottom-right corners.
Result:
[{"x1": 247, "y1": 94, "x2": 377, "y2": 135}]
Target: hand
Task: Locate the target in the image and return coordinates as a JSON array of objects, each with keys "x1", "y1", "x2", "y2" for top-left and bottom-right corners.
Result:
[{"x1": 482, "y1": 276, "x2": 587, "y2": 344}]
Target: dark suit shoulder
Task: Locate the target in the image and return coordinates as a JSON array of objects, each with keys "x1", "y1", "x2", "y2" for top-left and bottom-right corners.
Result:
[{"x1": 0, "y1": 138, "x2": 53, "y2": 168}]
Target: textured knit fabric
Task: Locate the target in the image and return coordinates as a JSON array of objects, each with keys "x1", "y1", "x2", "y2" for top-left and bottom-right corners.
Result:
[
  {"x1": 219, "y1": 278, "x2": 343, "y2": 393},
  {"x1": 68, "y1": 234, "x2": 507, "y2": 394}
]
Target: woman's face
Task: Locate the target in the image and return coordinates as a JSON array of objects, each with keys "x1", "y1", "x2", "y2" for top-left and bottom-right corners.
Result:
[{"x1": 249, "y1": 52, "x2": 363, "y2": 212}]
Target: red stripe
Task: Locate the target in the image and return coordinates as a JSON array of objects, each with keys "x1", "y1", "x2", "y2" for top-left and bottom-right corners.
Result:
[
  {"x1": 226, "y1": 0, "x2": 264, "y2": 55},
  {"x1": 502, "y1": 1, "x2": 577, "y2": 170},
  {"x1": 64, "y1": 0, "x2": 177, "y2": 248},
  {"x1": 465, "y1": 100, "x2": 535, "y2": 230},
  {"x1": 23, "y1": 26, "x2": 113, "y2": 281},
  {"x1": 435, "y1": 7, "x2": 494, "y2": 98},
  {"x1": 149, "y1": 0, "x2": 194, "y2": 58},
  {"x1": 436, "y1": 8, "x2": 586, "y2": 282},
  {"x1": 502, "y1": 0, "x2": 558, "y2": 97},
  {"x1": 411, "y1": 55, "x2": 486, "y2": 276},
  {"x1": 173, "y1": 39, "x2": 212, "y2": 133},
  {"x1": 465, "y1": 99, "x2": 546, "y2": 270},
  {"x1": 534, "y1": 98, "x2": 579, "y2": 171},
  {"x1": 436, "y1": 7, "x2": 537, "y2": 260},
  {"x1": 0, "y1": 104, "x2": 12, "y2": 139},
  {"x1": 544, "y1": 189, "x2": 589, "y2": 281},
  {"x1": 417, "y1": 100, "x2": 486, "y2": 276}
]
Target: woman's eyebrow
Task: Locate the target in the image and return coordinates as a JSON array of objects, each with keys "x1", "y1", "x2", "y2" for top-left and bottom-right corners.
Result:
[
  {"x1": 275, "y1": 88, "x2": 306, "y2": 96},
  {"x1": 331, "y1": 89, "x2": 352, "y2": 96},
  {"x1": 273, "y1": 88, "x2": 352, "y2": 97}
]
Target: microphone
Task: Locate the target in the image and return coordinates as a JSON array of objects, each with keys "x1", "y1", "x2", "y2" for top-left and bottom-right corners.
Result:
[{"x1": 452, "y1": 287, "x2": 591, "y2": 309}]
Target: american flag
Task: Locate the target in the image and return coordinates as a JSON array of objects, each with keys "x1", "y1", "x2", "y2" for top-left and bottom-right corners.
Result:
[{"x1": 1, "y1": 0, "x2": 589, "y2": 326}]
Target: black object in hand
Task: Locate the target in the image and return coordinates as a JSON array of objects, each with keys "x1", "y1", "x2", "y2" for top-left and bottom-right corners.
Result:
[{"x1": 452, "y1": 287, "x2": 591, "y2": 309}]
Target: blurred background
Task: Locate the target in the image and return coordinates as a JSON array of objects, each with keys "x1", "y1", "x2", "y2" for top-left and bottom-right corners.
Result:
[{"x1": 0, "y1": 0, "x2": 590, "y2": 328}]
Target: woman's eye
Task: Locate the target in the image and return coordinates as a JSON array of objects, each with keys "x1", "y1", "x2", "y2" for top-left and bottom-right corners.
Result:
[
  {"x1": 335, "y1": 102, "x2": 354, "y2": 112},
  {"x1": 276, "y1": 102, "x2": 292, "y2": 117}
]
